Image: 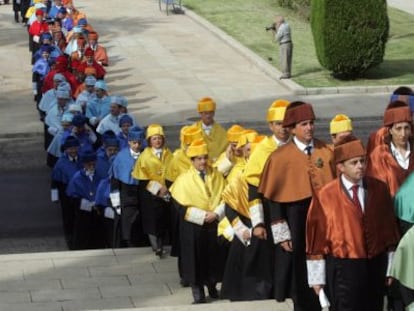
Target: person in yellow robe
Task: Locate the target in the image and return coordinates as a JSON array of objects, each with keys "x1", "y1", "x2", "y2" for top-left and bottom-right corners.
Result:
[
  {"x1": 213, "y1": 125, "x2": 251, "y2": 182},
  {"x1": 192, "y1": 97, "x2": 227, "y2": 162},
  {"x1": 164, "y1": 124, "x2": 203, "y2": 286},
  {"x1": 242, "y1": 99, "x2": 290, "y2": 239},
  {"x1": 329, "y1": 114, "x2": 353, "y2": 146},
  {"x1": 131, "y1": 124, "x2": 172, "y2": 258},
  {"x1": 170, "y1": 138, "x2": 226, "y2": 304},
  {"x1": 220, "y1": 134, "x2": 275, "y2": 301},
  {"x1": 165, "y1": 125, "x2": 203, "y2": 184}
]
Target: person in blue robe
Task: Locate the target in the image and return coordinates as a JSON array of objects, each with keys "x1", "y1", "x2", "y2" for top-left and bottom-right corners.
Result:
[
  {"x1": 66, "y1": 150, "x2": 104, "y2": 249},
  {"x1": 51, "y1": 135, "x2": 82, "y2": 248},
  {"x1": 109, "y1": 127, "x2": 145, "y2": 247},
  {"x1": 95, "y1": 137, "x2": 119, "y2": 179}
]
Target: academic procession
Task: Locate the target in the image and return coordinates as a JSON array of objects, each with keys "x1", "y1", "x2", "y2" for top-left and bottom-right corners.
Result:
[{"x1": 6, "y1": 0, "x2": 414, "y2": 309}]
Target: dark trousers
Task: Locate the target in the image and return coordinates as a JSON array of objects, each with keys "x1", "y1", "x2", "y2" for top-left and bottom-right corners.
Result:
[{"x1": 326, "y1": 254, "x2": 387, "y2": 311}]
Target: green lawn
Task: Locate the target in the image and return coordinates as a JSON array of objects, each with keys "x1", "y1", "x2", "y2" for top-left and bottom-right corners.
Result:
[{"x1": 183, "y1": 0, "x2": 414, "y2": 87}]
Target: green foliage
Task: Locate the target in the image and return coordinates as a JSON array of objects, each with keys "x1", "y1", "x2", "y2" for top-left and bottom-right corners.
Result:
[{"x1": 311, "y1": 0, "x2": 389, "y2": 79}]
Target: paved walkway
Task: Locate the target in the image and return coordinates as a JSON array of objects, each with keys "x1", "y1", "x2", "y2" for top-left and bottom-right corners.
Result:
[
  {"x1": 388, "y1": 0, "x2": 414, "y2": 15},
  {"x1": 0, "y1": 248, "x2": 293, "y2": 311}
]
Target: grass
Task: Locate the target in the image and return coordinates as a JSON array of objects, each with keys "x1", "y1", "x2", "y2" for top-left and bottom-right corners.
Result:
[{"x1": 183, "y1": 0, "x2": 414, "y2": 88}]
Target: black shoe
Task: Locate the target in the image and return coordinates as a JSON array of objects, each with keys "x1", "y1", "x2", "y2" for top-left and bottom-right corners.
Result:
[
  {"x1": 207, "y1": 286, "x2": 219, "y2": 299},
  {"x1": 191, "y1": 285, "x2": 206, "y2": 304},
  {"x1": 155, "y1": 248, "x2": 167, "y2": 258},
  {"x1": 180, "y1": 278, "x2": 190, "y2": 287}
]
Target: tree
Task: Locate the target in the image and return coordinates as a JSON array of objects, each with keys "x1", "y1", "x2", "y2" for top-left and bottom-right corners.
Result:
[{"x1": 311, "y1": 0, "x2": 389, "y2": 79}]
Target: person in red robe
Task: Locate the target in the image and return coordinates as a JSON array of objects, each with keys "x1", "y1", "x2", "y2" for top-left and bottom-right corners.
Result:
[
  {"x1": 42, "y1": 55, "x2": 79, "y2": 96},
  {"x1": 87, "y1": 31, "x2": 108, "y2": 66},
  {"x1": 77, "y1": 47, "x2": 106, "y2": 80},
  {"x1": 306, "y1": 135, "x2": 400, "y2": 311}
]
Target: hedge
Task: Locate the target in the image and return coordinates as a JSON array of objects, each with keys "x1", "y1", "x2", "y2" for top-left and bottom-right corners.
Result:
[{"x1": 311, "y1": 0, "x2": 389, "y2": 79}]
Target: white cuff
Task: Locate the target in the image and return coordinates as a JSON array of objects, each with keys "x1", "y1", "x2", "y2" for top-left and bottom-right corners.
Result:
[
  {"x1": 33, "y1": 35, "x2": 40, "y2": 43},
  {"x1": 80, "y1": 199, "x2": 94, "y2": 212},
  {"x1": 48, "y1": 127, "x2": 58, "y2": 136},
  {"x1": 271, "y1": 221, "x2": 291, "y2": 244},
  {"x1": 51, "y1": 189, "x2": 59, "y2": 202},
  {"x1": 249, "y1": 199, "x2": 264, "y2": 227},
  {"x1": 146, "y1": 180, "x2": 163, "y2": 196},
  {"x1": 184, "y1": 207, "x2": 206, "y2": 226},
  {"x1": 386, "y1": 251, "x2": 395, "y2": 277},
  {"x1": 306, "y1": 259, "x2": 326, "y2": 286},
  {"x1": 109, "y1": 191, "x2": 120, "y2": 207},
  {"x1": 89, "y1": 117, "x2": 98, "y2": 126},
  {"x1": 216, "y1": 156, "x2": 234, "y2": 176},
  {"x1": 104, "y1": 207, "x2": 115, "y2": 219},
  {"x1": 233, "y1": 218, "x2": 251, "y2": 246},
  {"x1": 223, "y1": 225, "x2": 235, "y2": 241},
  {"x1": 214, "y1": 202, "x2": 225, "y2": 221},
  {"x1": 115, "y1": 207, "x2": 121, "y2": 215}
]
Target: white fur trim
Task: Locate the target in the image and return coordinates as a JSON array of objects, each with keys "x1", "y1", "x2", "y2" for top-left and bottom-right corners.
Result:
[
  {"x1": 223, "y1": 225, "x2": 234, "y2": 241},
  {"x1": 386, "y1": 251, "x2": 395, "y2": 277},
  {"x1": 214, "y1": 202, "x2": 225, "y2": 221},
  {"x1": 109, "y1": 191, "x2": 120, "y2": 207},
  {"x1": 271, "y1": 221, "x2": 291, "y2": 244},
  {"x1": 51, "y1": 189, "x2": 59, "y2": 202},
  {"x1": 104, "y1": 207, "x2": 115, "y2": 219},
  {"x1": 249, "y1": 200, "x2": 264, "y2": 227},
  {"x1": 146, "y1": 180, "x2": 163, "y2": 196},
  {"x1": 184, "y1": 207, "x2": 206, "y2": 226},
  {"x1": 216, "y1": 156, "x2": 233, "y2": 176},
  {"x1": 80, "y1": 199, "x2": 94, "y2": 212},
  {"x1": 233, "y1": 218, "x2": 251, "y2": 246},
  {"x1": 306, "y1": 259, "x2": 326, "y2": 286}
]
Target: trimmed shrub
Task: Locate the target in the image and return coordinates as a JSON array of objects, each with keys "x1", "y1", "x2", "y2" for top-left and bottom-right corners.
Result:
[{"x1": 311, "y1": 0, "x2": 389, "y2": 79}]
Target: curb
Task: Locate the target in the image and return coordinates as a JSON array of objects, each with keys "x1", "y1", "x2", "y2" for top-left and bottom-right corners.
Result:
[{"x1": 183, "y1": 8, "x2": 414, "y2": 96}]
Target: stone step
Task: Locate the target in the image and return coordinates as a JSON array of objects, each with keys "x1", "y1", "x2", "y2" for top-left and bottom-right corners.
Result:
[{"x1": 0, "y1": 247, "x2": 293, "y2": 311}]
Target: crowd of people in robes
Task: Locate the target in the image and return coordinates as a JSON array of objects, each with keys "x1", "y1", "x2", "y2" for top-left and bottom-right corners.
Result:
[{"x1": 8, "y1": 1, "x2": 414, "y2": 309}]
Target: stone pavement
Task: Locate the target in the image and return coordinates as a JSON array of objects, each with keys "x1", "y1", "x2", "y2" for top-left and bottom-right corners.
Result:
[{"x1": 0, "y1": 248, "x2": 293, "y2": 311}]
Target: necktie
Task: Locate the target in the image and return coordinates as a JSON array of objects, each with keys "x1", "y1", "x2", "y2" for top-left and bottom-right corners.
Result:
[
  {"x1": 199, "y1": 171, "x2": 206, "y2": 182},
  {"x1": 305, "y1": 145, "x2": 312, "y2": 156},
  {"x1": 351, "y1": 185, "x2": 363, "y2": 216}
]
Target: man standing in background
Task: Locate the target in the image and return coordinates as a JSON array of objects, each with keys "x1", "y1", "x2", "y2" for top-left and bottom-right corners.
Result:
[{"x1": 273, "y1": 15, "x2": 292, "y2": 79}]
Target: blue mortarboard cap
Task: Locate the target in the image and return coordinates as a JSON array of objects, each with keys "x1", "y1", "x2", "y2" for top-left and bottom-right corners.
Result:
[
  {"x1": 80, "y1": 150, "x2": 97, "y2": 163},
  {"x1": 72, "y1": 114, "x2": 87, "y2": 126},
  {"x1": 102, "y1": 130, "x2": 116, "y2": 140},
  {"x1": 61, "y1": 112, "x2": 74, "y2": 123},
  {"x1": 128, "y1": 126, "x2": 144, "y2": 142},
  {"x1": 105, "y1": 138, "x2": 120, "y2": 148},
  {"x1": 63, "y1": 135, "x2": 80, "y2": 149},
  {"x1": 390, "y1": 94, "x2": 414, "y2": 113},
  {"x1": 78, "y1": 18, "x2": 88, "y2": 26},
  {"x1": 85, "y1": 75, "x2": 97, "y2": 86},
  {"x1": 73, "y1": 26, "x2": 83, "y2": 33},
  {"x1": 40, "y1": 32, "x2": 53, "y2": 41},
  {"x1": 119, "y1": 96, "x2": 128, "y2": 108},
  {"x1": 56, "y1": 89, "x2": 70, "y2": 99},
  {"x1": 94, "y1": 80, "x2": 107, "y2": 91},
  {"x1": 119, "y1": 114, "x2": 133, "y2": 126},
  {"x1": 40, "y1": 44, "x2": 53, "y2": 53},
  {"x1": 58, "y1": 7, "x2": 67, "y2": 14},
  {"x1": 53, "y1": 73, "x2": 66, "y2": 82}
]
